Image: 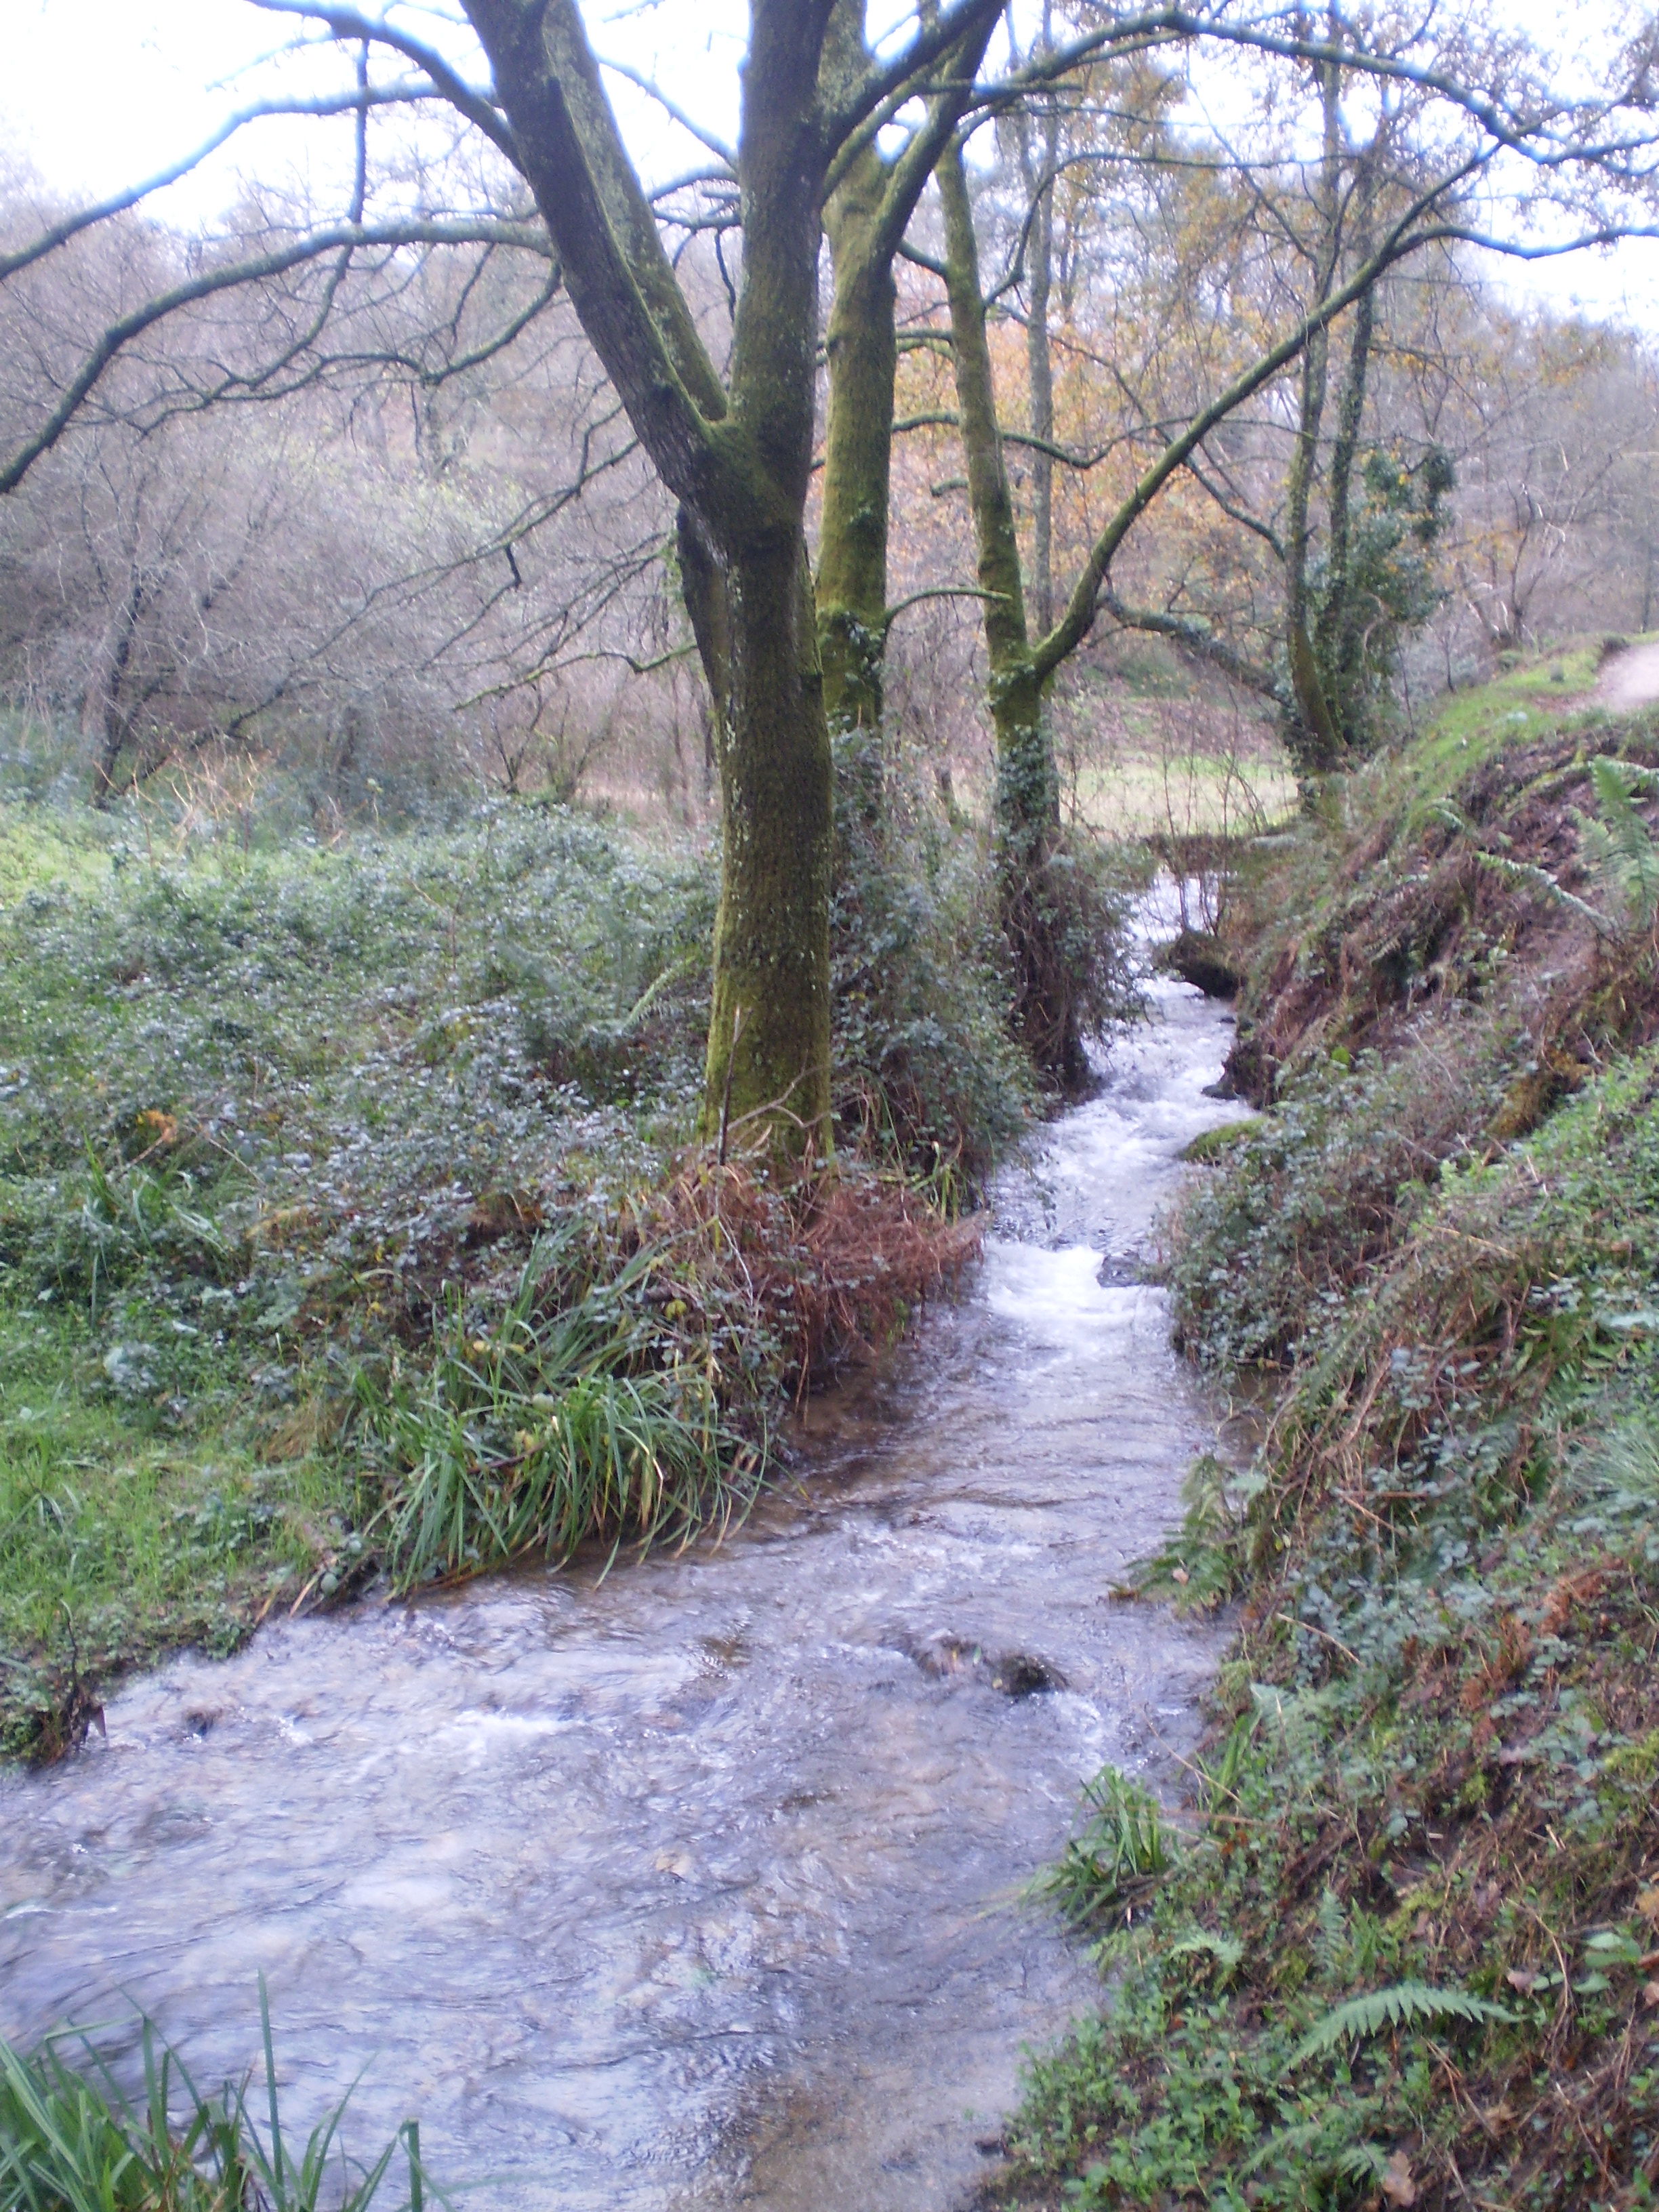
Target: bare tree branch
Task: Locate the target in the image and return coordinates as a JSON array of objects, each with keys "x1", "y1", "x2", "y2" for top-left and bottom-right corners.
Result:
[
  {"x1": 0, "y1": 86, "x2": 436, "y2": 284},
  {"x1": 245, "y1": 0, "x2": 519, "y2": 163},
  {"x1": 0, "y1": 218, "x2": 554, "y2": 495},
  {"x1": 597, "y1": 56, "x2": 737, "y2": 169}
]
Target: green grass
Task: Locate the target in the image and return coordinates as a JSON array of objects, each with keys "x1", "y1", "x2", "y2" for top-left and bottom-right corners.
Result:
[
  {"x1": 0, "y1": 799, "x2": 720, "y2": 1750},
  {"x1": 0, "y1": 812, "x2": 111, "y2": 906},
  {"x1": 1034, "y1": 1764, "x2": 1178, "y2": 1927},
  {"x1": 0, "y1": 759, "x2": 1037, "y2": 1750},
  {"x1": 1073, "y1": 752, "x2": 1298, "y2": 838},
  {"x1": 0, "y1": 1273, "x2": 364, "y2": 1758},
  {"x1": 1391, "y1": 636, "x2": 1617, "y2": 800},
  {"x1": 361, "y1": 1220, "x2": 758, "y2": 1588},
  {"x1": 0, "y1": 1987, "x2": 431, "y2": 2212}
]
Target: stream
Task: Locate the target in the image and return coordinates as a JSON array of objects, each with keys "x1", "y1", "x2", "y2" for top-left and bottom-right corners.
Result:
[{"x1": 0, "y1": 945, "x2": 1246, "y2": 2211}]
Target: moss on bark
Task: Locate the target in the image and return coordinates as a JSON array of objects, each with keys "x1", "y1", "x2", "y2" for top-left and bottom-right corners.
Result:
[
  {"x1": 939, "y1": 140, "x2": 1084, "y2": 1087},
  {"x1": 695, "y1": 528, "x2": 835, "y2": 1153}
]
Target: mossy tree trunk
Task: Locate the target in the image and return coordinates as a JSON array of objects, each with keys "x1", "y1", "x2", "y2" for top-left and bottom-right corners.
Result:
[
  {"x1": 680, "y1": 506, "x2": 834, "y2": 1146},
  {"x1": 939, "y1": 138, "x2": 1084, "y2": 1088},
  {"x1": 1311, "y1": 264, "x2": 1376, "y2": 736},
  {"x1": 462, "y1": 0, "x2": 990, "y2": 1154},
  {"x1": 819, "y1": 144, "x2": 898, "y2": 742},
  {"x1": 1011, "y1": 4, "x2": 1059, "y2": 637},
  {"x1": 935, "y1": 103, "x2": 1427, "y2": 1079},
  {"x1": 815, "y1": 2, "x2": 994, "y2": 765},
  {"x1": 1282, "y1": 37, "x2": 1349, "y2": 783}
]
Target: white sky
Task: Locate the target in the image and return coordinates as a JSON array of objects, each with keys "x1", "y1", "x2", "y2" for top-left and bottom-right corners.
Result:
[{"x1": 5, "y1": 0, "x2": 1658, "y2": 330}]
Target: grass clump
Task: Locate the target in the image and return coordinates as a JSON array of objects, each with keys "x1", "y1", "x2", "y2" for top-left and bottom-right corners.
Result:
[
  {"x1": 0, "y1": 1989, "x2": 430, "y2": 2212},
  {"x1": 359, "y1": 1217, "x2": 752, "y2": 1589},
  {"x1": 998, "y1": 668, "x2": 1659, "y2": 2212},
  {"x1": 1036, "y1": 1765, "x2": 1178, "y2": 1929}
]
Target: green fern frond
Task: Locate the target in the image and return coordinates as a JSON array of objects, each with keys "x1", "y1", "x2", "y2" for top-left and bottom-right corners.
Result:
[
  {"x1": 1474, "y1": 850, "x2": 1614, "y2": 937},
  {"x1": 1584, "y1": 756, "x2": 1659, "y2": 928},
  {"x1": 1288, "y1": 1980, "x2": 1513, "y2": 2070},
  {"x1": 1591, "y1": 752, "x2": 1659, "y2": 801},
  {"x1": 1166, "y1": 1928, "x2": 1246, "y2": 1980},
  {"x1": 1242, "y1": 2118, "x2": 1328, "y2": 2175},
  {"x1": 1334, "y1": 2143, "x2": 1393, "y2": 2183}
]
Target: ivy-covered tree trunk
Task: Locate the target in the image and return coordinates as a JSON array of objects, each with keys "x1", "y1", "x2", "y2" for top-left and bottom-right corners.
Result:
[
  {"x1": 1311, "y1": 272, "x2": 1376, "y2": 740},
  {"x1": 939, "y1": 140, "x2": 1084, "y2": 1089}
]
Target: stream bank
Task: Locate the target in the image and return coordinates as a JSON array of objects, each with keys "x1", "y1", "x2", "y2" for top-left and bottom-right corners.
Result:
[
  {"x1": 0, "y1": 962, "x2": 1246, "y2": 2211},
  {"x1": 997, "y1": 664, "x2": 1659, "y2": 2212}
]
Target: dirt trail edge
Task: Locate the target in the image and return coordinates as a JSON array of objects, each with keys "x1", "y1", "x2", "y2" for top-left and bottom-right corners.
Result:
[{"x1": 1595, "y1": 636, "x2": 1659, "y2": 711}]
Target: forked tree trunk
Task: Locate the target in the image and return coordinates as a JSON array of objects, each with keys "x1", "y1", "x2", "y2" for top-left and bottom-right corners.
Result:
[
  {"x1": 465, "y1": 0, "x2": 844, "y2": 1154},
  {"x1": 815, "y1": 1, "x2": 994, "y2": 762}
]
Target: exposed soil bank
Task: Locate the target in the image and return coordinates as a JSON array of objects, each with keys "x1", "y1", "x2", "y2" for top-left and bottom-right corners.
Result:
[{"x1": 0, "y1": 962, "x2": 1244, "y2": 2211}]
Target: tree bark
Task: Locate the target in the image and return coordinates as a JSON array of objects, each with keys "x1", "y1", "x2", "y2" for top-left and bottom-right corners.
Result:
[
  {"x1": 87, "y1": 565, "x2": 146, "y2": 806},
  {"x1": 1312, "y1": 272, "x2": 1376, "y2": 737},
  {"x1": 1282, "y1": 46, "x2": 1345, "y2": 781},
  {"x1": 464, "y1": 0, "x2": 840, "y2": 1152},
  {"x1": 819, "y1": 140, "x2": 897, "y2": 739},
  {"x1": 689, "y1": 515, "x2": 835, "y2": 1148},
  {"x1": 815, "y1": 1, "x2": 994, "y2": 749},
  {"x1": 939, "y1": 138, "x2": 1082, "y2": 1088},
  {"x1": 1013, "y1": 4, "x2": 1059, "y2": 636}
]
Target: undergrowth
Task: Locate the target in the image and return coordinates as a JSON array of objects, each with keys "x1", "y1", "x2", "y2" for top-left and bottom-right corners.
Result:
[
  {"x1": 0, "y1": 772, "x2": 1022, "y2": 1755},
  {"x1": 998, "y1": 662, "x2": 1659, "y2": 2212}
]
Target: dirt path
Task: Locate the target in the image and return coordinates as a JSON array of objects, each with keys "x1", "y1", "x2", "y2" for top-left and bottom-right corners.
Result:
[{"x1": 1595, "y1": 639, "x2": 1659, "y2": 711}]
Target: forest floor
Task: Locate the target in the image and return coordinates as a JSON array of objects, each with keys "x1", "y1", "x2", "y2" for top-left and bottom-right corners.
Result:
[{"x1": 991, "y1": 639, "x2": 1659, "y2": 2212}]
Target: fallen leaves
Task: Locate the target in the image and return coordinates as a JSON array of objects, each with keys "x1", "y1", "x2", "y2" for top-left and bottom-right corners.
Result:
[{"x1": 1380, "y1": 2148, "x2": 1418, "y2": 2206}]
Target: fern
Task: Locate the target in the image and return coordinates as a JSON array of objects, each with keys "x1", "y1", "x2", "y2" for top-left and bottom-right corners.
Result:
[
  {"x1": 1473, "y1": 850, "x2": 1614, "y2": 937},
  {"x1": 1166, "y1": 1928, "x2": 1246, "y2": 1982},
  {"x1": 1288, "y1": 1980, "x2": 1513, "y2": 2069},
  {"x1": 1242, "y1": 2125, "x2": 1391, "y2": 2181},
  {"x1": 1578, "y1": 756, "x2": 1659, "y2": 932}
]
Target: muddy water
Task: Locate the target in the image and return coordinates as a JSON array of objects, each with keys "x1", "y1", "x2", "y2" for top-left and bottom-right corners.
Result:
[{"x1": 0, "y1": 961, "x2": 1246, "y2": 2211}]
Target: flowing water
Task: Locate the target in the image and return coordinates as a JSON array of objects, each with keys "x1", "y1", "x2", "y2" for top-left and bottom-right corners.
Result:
[{"x1": 0, "y1": 955, "x2": 1247, "y2": 2211}]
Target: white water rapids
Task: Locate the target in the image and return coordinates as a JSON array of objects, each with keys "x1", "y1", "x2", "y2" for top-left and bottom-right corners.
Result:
[{"x1": 0, "y1": 948, "x2": 1248, "y2": 2210}]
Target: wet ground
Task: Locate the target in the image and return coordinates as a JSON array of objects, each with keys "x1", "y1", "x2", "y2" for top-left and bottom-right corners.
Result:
[{"x1": 0, "y1": 958, "x2": 1247, "y2": 2211}]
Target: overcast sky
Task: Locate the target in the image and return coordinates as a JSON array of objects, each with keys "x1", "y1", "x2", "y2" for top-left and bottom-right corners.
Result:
[{"x1": 7, "y1": 0, "x2": 1658, "y2": 330}]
